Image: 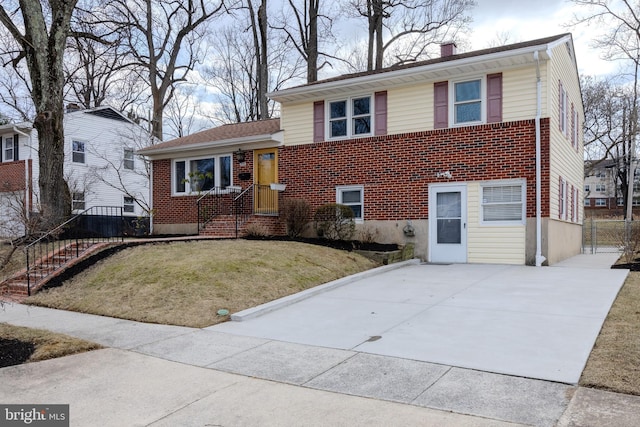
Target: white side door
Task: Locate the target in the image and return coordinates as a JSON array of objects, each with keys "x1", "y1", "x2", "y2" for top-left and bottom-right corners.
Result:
[{"x1": 429, "y1": 184, "x2": 467, "y2": 263}]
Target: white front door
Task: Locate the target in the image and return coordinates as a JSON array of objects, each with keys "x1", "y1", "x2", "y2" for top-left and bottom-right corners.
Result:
[{"x1": 429, "y1": 184, "x2": 467, "y2": 263}]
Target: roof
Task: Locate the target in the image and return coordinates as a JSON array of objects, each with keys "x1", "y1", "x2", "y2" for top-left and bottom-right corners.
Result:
[
  {"x1": 269, "y1": 33, "x2": 574, "y2": 103},
  {"x1": 138, "y1": 118, "x2": 282, "y2": 156}
]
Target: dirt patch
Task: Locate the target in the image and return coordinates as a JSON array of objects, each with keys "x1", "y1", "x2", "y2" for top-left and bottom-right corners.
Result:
[{"x1": 0, "y1": 338, "x2": 35, "y2": 368}]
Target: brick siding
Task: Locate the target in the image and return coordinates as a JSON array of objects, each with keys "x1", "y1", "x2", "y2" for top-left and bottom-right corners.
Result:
[
  {"x1": 279, "y1": 119, "x2": 550, "y2": 220},
  {"x1": 0, "y1": 160, "x2": 27, "y2": 192},
  {"x1": 151, "y1": 119, "x2": 550, "y2": 226}
]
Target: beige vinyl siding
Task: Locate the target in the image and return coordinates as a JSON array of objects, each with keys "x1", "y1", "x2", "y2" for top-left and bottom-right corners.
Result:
[
  {"x1": 502, "y1": 66, "x2": 544, "y2": 122},
  {"x1": 547, "y1": 40, "x2": 584, "y2": 224},
  {"x1": 281, "y1": 101, "x2": 314, "y2": 146},
  {"x1": 466, "y1": 182, "x2": 526, "y2": 264},
  {"x1": 387, "y1": 83, "x2": 432, "y2": 134}
]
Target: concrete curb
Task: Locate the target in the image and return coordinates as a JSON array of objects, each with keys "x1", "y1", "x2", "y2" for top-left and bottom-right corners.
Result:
[{"x1": 231, "y1": 258, "x2": 421, "y2": 321}]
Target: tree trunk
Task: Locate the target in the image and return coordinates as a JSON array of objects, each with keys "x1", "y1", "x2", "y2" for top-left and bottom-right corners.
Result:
[
  {"x1": 9, "y1": 0, "x2": 76, "y2": 228},
  {"x1": 258, "y1": 0, "x2": 269, "y2": 119},
  {"x1": 307, "y1": 0, "x2": 319, "y2": 83}
]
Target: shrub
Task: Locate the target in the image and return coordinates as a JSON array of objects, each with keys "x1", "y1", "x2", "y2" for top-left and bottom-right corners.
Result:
[
  {"x1": 314, "y1": 203, "x2": 355, "y2": 241},
  {"x1": 282, "y1": 198, "x2": 311, "y2": 238},
  {"x1": 244, "y1": 223, "x2": 270, "y2": 238}
]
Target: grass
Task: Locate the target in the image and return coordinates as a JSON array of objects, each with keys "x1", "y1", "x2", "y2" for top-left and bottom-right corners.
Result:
[
  {"x1": 0, "y1": 323, "x2": 101, "y2": 364},
  {"x1": 24, "y1": 240, "x2": 378, "y2": 328},
  {"x1": 579, "y1": 271, "x2": 640, "y2": 395}
]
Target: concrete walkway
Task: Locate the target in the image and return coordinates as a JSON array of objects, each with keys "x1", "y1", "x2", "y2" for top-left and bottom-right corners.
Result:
[{"x1": 1, "y1": 253, "x2": 639, "y2": 426}]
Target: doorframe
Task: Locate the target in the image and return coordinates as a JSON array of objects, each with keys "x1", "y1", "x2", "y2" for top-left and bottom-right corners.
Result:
[
  {"x1": 253, "y1": 147, "x2": 279, "y2": 214},
  {"x1": 428, "y1": 183, "x2": 468, "y2": 263}
]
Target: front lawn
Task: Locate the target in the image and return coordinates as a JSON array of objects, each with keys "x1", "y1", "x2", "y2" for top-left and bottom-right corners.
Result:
[{"x1": 25, "y1": 240, "x2": 378, "y2": 328}]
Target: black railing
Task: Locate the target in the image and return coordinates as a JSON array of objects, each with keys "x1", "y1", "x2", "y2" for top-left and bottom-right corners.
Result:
[
  {"x1": 197, "y1": 186, "x2": 241, "y2": 232},
  {"x1": 234, "y1": 184, "x2": 255, "y2": 238},
  {"x1": 24, "y1": 206, "x2": 124, "y2": 296}
]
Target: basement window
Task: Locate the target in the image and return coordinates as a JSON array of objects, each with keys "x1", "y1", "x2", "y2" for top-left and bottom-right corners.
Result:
[{"x1": 480, "y1": 181, "x2": 525, "y2": 225}]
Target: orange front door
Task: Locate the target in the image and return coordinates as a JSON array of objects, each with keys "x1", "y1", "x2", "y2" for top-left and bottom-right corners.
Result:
[{"x1": 255, "y1": 148, "x2": 278, "y2": 213}]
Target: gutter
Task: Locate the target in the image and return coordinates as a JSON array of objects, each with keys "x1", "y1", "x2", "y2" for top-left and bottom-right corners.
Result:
[{"x1": 534, "y1": 51, "x2": 546, "y2": 267}]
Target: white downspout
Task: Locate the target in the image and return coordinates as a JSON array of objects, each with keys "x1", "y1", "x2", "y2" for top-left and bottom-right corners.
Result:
[
  {"x1": 13, "y1": 126, "x2": 32, "y2": 221},
  {"x1": 534, "y1": 52, "x2": 546, "y2": 267}
]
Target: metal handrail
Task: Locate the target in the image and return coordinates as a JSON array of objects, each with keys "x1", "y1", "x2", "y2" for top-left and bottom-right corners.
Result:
[
  {"x1": 234, "y1": 184, "x2": 255, "y2": 238},
  {"x1": 197, "y1": 186, "x2": 241, "y2": 232},
  {"x1": 24, "y1": 206, "x2": 124, "y2": 295}
]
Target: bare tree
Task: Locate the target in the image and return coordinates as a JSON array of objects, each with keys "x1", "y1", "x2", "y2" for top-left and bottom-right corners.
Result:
[
  {"x1": 347, "y1": 0, "x2": 475, "y2": 71},
  {"x1": 570, "y1": 0, "x2": 640, "y2": 221},
  {"x1": 103, "y1": 0, "x2": 228, "y2": 141},
  {"x1": 273, "y1": 0, "x2": 337, "y2": 83},
  {"x1": 0, "y1": 0, "x2": 77, "y2": 227}
]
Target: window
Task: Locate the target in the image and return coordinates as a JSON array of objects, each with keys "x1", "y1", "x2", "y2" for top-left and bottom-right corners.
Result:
[
  {"x1": 584, "y1": 184, "x2": 590, "y2": 192},
  {"x1": 595, "y1": 199, "x2": 606, "y2": 207},
  {"x1": 124, "y1": 196, "x2": 135, "y2": 213},
  {"x1": 480, "y1": 181, "x2": 525, "y2": 224},
  {"x1": 584, "y1": 198, "x2": 591, "y2": 207},
  {"x1": 559, "y1": 82, "x2": 567, "y2": 135},
  {"x1": 72, "y1": 192, "x2": 85, "y2": 210},
  {"x1": 4, "y1": 137, "x2": 14, "y2": 161},
  {"x1": 454, "y1": 79, "x2": 482, "y2": 124},
  {"x1": 595, "y1": 184, "x2": 606, "y2": 192},
  {"x1": 124, "y1": 149, "x2": 134, "y2": 170},
  {"x1": 618, "y1": 198, "x2": 624, "y2": 206},
  {"x1": 72, "y1": 140, "x2": 85, "y2": 163},
  {"x1": 328, "y1": 96, "x2": 372, "y2": 138},
  {"x1": 336, "y1": 185, "x2": 364, "y2": 221},
  {"x1": 173, "y1": 155, "x2": 232, "y2": 194}
]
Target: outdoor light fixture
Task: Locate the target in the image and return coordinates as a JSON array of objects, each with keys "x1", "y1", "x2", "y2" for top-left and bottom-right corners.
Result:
[{"x1": 236, "y1": 148, "x2": 246, "y2": 164}]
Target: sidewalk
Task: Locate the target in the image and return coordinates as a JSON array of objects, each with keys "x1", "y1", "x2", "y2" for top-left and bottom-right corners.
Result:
[{"x1": 2, "y1": 302, "x2": 640, "y2": 426}]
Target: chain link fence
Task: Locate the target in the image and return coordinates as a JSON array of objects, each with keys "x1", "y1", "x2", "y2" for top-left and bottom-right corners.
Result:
[{"x1": 582, "y1": 219, "x2": 640, "y2": 254}]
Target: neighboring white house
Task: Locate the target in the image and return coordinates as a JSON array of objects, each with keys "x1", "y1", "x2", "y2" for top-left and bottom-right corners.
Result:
[{"x1": 0, "y1": 105, "x2": 151, "y2": 238}]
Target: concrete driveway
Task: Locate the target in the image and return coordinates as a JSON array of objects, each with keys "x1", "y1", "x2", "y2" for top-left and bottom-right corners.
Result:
[{"x1": 212, "y1": 254, "x2": 628, "y2": 384}]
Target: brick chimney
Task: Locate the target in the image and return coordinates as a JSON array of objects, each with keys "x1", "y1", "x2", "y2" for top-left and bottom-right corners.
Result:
[
  {"x1": 66, "y1": 103, "x2": 81, "y2": 112},
  {"x1": 440, "y1": 42, "x2": 457, "y2": 58}
]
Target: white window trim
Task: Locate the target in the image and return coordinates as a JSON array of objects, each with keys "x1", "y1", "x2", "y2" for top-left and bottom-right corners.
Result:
[
  {"x1": 595, "y1": 199, "x2": 606, "y2": 207},
  {"x1": 72, "y1": 140, "x2": 86, "y2": 164},
  {"x1": 72, "y1": 192, "x2": 85, "y2": 211},
  {"x1": 326, "y1": 94, "x2": 374, "y2": 140},
  {"x1": 124, "y1": 196, "x2": 135, "y2": 214},
  {"x1": 124, "y1": 148, "x2": 135, "y2": 170},
  {"x1": 479, "y1": 179, "x2": 526, "y2": 226},
  {"x1": 4, "y1": 137, "x2": 14, "y2": 162},
  {"x1": 450, "y1": 76, "x2": 486, "y2": 127},
  {"x1": 336, "y1": 185, "x2": 364, "y2": 223},
  {"x1": 172, "y1": 154, "x2": 233, "y2": 195}
]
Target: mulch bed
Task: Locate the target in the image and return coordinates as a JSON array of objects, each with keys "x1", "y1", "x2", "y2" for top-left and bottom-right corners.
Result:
[
  {"x1": 0, "y1": 338, "x2": 35, "y2": 368},
  {"x1": 612, "y1": 262, "x2": 640, "y2": 272}
]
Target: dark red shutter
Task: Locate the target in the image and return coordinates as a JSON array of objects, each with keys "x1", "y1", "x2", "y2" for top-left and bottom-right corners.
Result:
[
  {"x1": 374, "y1": 91, "x2": 387, "y2": 136},
  {"x1": 313, "y1": 101, "x2": 324, "y2": 142},
  {"x1": 571, "y1": 103, "x2": 576, "y2": 148},
  {"x1": 486, "y1": 73, "x2": 502, "y2": 123},
  {"x1": 558, "y1": 81, "x2": 563, "y2": 132},
  {"x1": 434, "y1": 81, "x2": 448, "y2": 129}
]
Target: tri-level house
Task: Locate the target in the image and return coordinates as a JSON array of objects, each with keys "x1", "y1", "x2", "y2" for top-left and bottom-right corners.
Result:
[
  {"x1": 140, "y1": 33, "x2": 584, "y2": 266},
  {"x1": 0, "y1": 105, "x2": 151, "y2": 238}
]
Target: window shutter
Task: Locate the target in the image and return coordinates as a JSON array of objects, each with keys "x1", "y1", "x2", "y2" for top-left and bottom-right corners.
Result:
[
  {"x1": 374, "y1": 91, "x2": 387, "y2": 136},
  {"x1": 571, "y1": 185, "x2": 575, "y2": 222},
  {"x1": 13, "y1": 134, "x2": 19, "y2": 161},
  {"x1": 571, "y1": 103, "x2": 575, "y2": 147},
  {"x1": 486, "y1": 73, "x2": 502, "y2": 123},
  {"x1": 434, "y1": 81, "x2": 448, "y2": 129},
  {"x1": 559, "y1": 176, "x2": 564, "y2": 219},
  {"x1": 558, "y1": 81, "x2": 562, "y2": 132},
  {"x1": 313, "y1": 101, "x2": 324, "y2": 142}
]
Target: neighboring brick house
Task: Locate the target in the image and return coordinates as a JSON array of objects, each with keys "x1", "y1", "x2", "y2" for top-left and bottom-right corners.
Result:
[
  {"x1": 0, "y1": 106, "x2": 151, "y2": 238},
  {"x1": 140, "y1": 33, "x2": 584, "y2": 266}
]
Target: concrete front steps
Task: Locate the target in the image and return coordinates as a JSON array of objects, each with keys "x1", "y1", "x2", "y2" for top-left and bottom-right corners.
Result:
[{"x1": 199, "y1": 214, "x2": 286, "y2": 238}]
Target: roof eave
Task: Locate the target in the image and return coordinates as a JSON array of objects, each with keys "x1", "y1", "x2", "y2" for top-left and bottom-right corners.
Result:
[
  {"x1": 138, "y1": 131, "x2": 284, "y2": 157},
  {"x1": 269, "y1": 38, "x2": 566, "y2": 103}
]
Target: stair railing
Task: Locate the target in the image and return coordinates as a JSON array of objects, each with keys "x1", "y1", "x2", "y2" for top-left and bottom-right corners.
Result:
[
  {"x1": 197, "y1": 186, "x2": 240, "y2": 232},
  {"x1": 234, "y1": 184, "x2": 255, "y2": 238},
  {"x1": 24, "y1": 206, "x2": 124, "y2": 296}
]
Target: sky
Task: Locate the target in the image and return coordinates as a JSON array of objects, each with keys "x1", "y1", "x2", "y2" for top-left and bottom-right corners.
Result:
[{"x1": 469, "y1": 0, "x2": 616, "y2": 77}]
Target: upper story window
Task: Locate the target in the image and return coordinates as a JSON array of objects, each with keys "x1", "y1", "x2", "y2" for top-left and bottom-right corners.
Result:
[
  {"x1": 595, "y1": 184, "x2": 606, "y2": 192},
  {"x1": 454, "y1": 79, "x2": 482, "y2": 124},
  {"x1": 72, "y1": 140, "x2": 85, "y2": 163},
  {"x1": 328, "y1": 95, "x2": 372, "y2": 139},
  {"x1": 72, "y1": 192, "x2": 85, "y2": 211},
  {"x1": 4, "y1": 137, "x2": 14, "y2": 162},
  {"x1": 173, "y1": 155, "x2": 232, "y2": 194},
  {"x1": 559, "y1": 81, "x2": 568, "y2": 136},
  {"x1": 124, "y1": 149, "x2": 134, "y2": 170}
]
